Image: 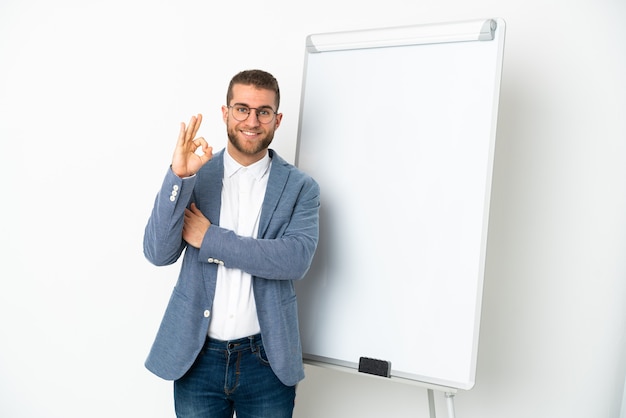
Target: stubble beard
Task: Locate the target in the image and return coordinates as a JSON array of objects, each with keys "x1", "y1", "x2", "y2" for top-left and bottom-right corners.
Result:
[{"x1": 227, "y1": 126, "x2": 274, "y2": 156}]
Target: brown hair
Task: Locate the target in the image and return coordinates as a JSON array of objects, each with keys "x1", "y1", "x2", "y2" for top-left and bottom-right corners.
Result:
[{"x1": 226, "y1": 69, "x2": 281, "y2": 110}]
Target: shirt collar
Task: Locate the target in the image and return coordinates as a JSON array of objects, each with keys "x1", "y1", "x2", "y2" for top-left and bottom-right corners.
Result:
[{"x1": 223, "y1": 148, "x2": 272, "y2": 181}]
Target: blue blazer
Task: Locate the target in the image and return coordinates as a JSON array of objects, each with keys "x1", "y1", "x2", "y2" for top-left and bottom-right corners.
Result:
[{"x1": 143, "y1": 149, "x2": 320, "y2": 386}]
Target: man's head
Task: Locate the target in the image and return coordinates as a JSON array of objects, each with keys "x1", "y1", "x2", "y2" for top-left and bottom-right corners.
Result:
[
  {"x1": 222, "y1": 70, "x2": 283, "y2": 166},
  {"x1": 226, "y1": 69, "x2": 280, "y2": 111}
]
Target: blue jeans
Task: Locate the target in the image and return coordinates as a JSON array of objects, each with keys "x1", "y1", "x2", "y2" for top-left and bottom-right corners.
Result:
[{"x1": 174, "y1": 334, "x2": 296, "y2": 418}]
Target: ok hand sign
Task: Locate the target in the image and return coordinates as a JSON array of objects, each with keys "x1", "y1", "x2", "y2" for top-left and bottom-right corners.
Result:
[{"x1": 171, "y1": 114, "x2": 213, "y2": 178}]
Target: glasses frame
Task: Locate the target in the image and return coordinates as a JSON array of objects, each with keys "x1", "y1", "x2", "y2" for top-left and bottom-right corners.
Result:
[{"x1": 227, "y1": 105, "x2": 278, "y2": 124}]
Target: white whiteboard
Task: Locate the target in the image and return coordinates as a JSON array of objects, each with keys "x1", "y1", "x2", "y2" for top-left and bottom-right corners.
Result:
[{"x1": 295, "y1": 19, "x2": 505, "y2": 390}]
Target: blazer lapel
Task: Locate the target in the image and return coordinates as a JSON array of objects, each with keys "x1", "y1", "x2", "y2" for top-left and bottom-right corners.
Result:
[{"x1": 259, "y1": 150, "x2": 289, "y2": 238}]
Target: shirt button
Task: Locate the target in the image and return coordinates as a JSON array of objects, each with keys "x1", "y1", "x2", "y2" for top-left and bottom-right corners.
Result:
[
  {"x1": 173, "y1": 185, "x2": 179, "y2": 191},
  {"x1": 208, "y1": 258, "x2": 214, "y2": 263},
  {"x1": 169, "y1": 195, "x2": 176, "y2": 202},
  {"x1": 203, "y1": 310, "x2": 210, "y2": 318}
]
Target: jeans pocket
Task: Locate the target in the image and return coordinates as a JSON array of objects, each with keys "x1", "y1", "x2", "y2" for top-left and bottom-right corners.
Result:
[{"x1": 255, "y1": 343, "x2": 271, "y2": 366}]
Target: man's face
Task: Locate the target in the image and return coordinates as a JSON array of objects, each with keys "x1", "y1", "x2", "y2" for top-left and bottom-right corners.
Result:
[{"x1": 222, "y1": 83, "x2": 282, "y2": 166}]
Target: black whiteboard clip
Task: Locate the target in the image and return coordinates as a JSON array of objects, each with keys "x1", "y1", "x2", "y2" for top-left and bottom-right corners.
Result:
[{"x1": 358, "y1": 357, "x2": 391, "y2": 378}]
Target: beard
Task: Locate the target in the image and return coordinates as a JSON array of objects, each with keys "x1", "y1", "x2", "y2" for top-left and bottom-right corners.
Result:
[{"x1": 227, "y1": 125, "x2": 275, "y2": 156}]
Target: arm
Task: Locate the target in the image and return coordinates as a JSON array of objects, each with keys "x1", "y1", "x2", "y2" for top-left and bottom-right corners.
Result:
[
  {"x1": 195, "y1": 176, "x2": 320, "y2": 281},
  {"x1": 143, "y1": 115, "x2": 213, "y2": 266}
]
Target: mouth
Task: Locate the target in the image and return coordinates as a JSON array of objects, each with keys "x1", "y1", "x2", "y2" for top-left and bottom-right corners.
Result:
[{"x1": 241, "y1": 130, "x2": 262, "y2": 139}]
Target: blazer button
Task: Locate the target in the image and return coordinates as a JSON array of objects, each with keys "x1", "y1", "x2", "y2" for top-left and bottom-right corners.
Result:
[{"x1": 203, "y1": 310, "x2": 210, "y2": 318}]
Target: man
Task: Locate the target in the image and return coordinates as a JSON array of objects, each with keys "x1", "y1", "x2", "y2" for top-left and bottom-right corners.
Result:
[{"x1": 143, "y1": 69, "x2": 320, "y2": 417}]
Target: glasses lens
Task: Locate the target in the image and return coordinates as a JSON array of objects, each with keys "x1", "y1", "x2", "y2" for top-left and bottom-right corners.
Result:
[
  {"x1": 257, "y1": 109, "x2": 274, "y2": 124},
  {"x1": 231, "y1": 106, "x2": 250, "y2": 122}
]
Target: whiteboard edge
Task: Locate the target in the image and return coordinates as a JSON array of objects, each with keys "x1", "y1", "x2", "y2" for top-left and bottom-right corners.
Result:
[{"x1": 466, "y1": 16, "x2": 507, "y2": 390}]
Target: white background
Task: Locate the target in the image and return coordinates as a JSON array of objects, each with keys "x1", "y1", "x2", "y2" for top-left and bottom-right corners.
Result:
[{"x1": 0, "y1": 1, "x2": 624, "y2": 417}]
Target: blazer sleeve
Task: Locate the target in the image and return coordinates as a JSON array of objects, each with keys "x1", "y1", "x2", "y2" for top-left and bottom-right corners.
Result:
[
  {"x1": 143, "y1": 168, "x2": 195, "y2": 266},
  {"x1": 197, "y1": 172, "x2": 320, "y2": 281}
]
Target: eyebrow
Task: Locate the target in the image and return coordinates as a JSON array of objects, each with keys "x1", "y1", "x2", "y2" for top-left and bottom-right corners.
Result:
[{"x1": 232, "y1": 102, "x2": 275, "y2": 111}]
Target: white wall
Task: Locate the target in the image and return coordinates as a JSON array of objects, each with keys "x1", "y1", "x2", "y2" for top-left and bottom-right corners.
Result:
[{"x1": 0, "y1": 1, "x2": 624, "y2": 417}]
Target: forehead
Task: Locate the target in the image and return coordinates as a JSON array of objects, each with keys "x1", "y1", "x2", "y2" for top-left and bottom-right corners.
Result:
[{"x1": 230, "y1": 84, "x2": 277, "y2": 108}]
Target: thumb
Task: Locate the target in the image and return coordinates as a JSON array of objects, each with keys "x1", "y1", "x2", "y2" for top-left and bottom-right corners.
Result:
[{"x1": 189, "y1": 202, "x2": 203, "y2": 216}]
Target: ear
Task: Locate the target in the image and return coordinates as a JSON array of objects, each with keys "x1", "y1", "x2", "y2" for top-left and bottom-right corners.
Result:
[
  {"x1": 274, "y1": 112, "x2": 283, "y2": 129},
  {"x1": 221, "y1": 105, "x2": 229, "y2": 123}
]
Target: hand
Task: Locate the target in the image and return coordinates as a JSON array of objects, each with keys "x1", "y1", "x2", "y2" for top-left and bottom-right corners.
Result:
[
  {"x1": 183, "y1": 203, "x2": 211, "y2": 248},
  {"x1": 172, "y1": 114, "x2": 213, "y2": 177}
]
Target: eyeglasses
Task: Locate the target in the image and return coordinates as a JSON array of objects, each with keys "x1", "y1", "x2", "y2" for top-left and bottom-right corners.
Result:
[{"x1": 228, "y1": 105, "x2": 277, "y2": 124}]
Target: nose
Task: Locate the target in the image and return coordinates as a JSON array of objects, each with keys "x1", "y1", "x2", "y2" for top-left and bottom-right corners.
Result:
[{"x1": 245, "y1": 110, "x2": 261, "y2": 126}]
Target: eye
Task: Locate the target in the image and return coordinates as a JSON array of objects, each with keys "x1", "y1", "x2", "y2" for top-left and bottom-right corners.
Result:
[
  {"x1": 235, "y1": 106, "x2": 250, "y2": 114},
  {"x1": 258, "y1": 109, "x2": 271, "y2": 117}
]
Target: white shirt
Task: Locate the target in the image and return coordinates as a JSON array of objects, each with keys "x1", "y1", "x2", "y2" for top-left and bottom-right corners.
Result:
[{"x1": 207, "y1": 150, "x2": 271, "y2": 340}]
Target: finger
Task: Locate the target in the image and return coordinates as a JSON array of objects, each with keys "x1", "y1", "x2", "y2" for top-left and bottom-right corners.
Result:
[
  {"x1": 177, "y1": 122, "x2": 187, "y2": 146},
  {"x1": 185, "y1": 114, "x2": 202, "y2": 142},
  {"x1": 193, "y1": 136, "x2": 209, "y2": 150},
  {"x1": 199, "y1": 145, "x2": 213, "y2": 164},
  {"x1": 185, "y1": 115, "x2": 197, "y2": 142},
  {"x1": 190, "y1": 114, "x2": 202, "y2": 139}
]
